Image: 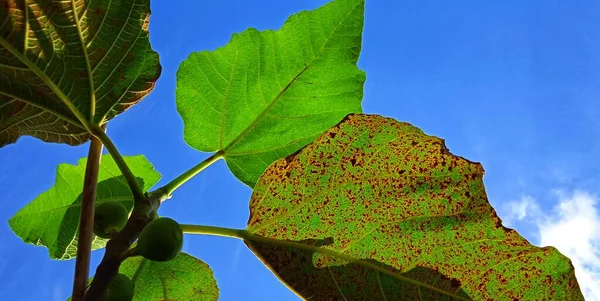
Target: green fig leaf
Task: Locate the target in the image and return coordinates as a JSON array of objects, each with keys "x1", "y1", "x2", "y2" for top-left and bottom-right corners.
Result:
[
  {"x1": 176, "y1": 0, "x2": 365, "y2": 187},
  {"x1": 8, "y1": 155, "x2": 161, "y2": 260},
  {"x1": 0, "y1": 0, "x2": 161, "y2": 148},
  {"x1": 119, "y1": 252, "x2": 219, "y2": 301},
  {"x1": 245, "y1": 114, "x2": 584, "y2": 300}
]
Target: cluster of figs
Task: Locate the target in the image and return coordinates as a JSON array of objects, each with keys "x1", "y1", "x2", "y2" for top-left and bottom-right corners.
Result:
[{"x1": 93, "y1": 200, "x2": 184, "y2": 301}]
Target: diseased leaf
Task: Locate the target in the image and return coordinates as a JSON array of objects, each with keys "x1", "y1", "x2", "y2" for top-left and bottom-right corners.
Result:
[
  {"x1": 246, "y1": 114, "x2": 584, "y2": 300},
  {"x1": 119, "y1": 252, "x2": 219, "y2": 301},
  {"x1": 0, "y1": 0, "x2": 161, "y2": 147},
  {"x1": 8, "y1": 155, "x2": 161, "y2": 260},
  {"x1": 176, "y1": 0, "x2": 365, "y2": 187}
]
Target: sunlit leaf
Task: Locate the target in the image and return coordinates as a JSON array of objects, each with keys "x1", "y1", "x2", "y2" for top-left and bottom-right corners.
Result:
[
  {"x1": 119, "y1": 252, "x2": 219, "y2": 301},
  {"x1": 246, "y1": 114, "x2": 584, "y2": 300},
  {"x1": 0, "y1": 0, "x2": 161, "y2": 147},
  {"x1": 176, "y1": 0, "x2": 365, "y2": 187},
  {"x1": 8, "y1": 155, "x2": 161, "y2": 260}
]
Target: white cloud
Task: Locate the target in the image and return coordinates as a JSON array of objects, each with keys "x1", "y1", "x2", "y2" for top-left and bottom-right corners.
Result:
[
  {"x1": 537, "y1": 190, "x2": 600, "y2": 300},
  {"x1": 500, "y1": 195, "x2": 540, "y2": 227},
  {"x1": 503, "y1": 190, "x2": 600, "y2": 300}
]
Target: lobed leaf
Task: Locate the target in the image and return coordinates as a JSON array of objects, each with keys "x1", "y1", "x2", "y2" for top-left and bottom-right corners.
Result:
[
  {"x1": 0, "y1": 0, "x2": 161, "y2": 147},
  {"x1": 246, "y1": 114, "x2": 584, "y2": 300},
  {"x1": 119, "y1": 252, "x2": 219, "y2": 301},
  {"x1": 8, "y1": 155, "x2": 161, "y2": 260},
  {"x1": 176, "y1": 0, "x2": 366, "y2": 187}
]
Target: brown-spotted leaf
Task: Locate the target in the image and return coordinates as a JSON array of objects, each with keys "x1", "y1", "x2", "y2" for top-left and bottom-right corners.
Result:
[
  {"x1": 246, "y1": 114, "x2": 584, "y2": 300},
  {"x1": 0, "y1": 0, "x2": 161, "y2": 147}
]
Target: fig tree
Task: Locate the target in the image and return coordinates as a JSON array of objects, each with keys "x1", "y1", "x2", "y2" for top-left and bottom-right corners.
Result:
[
  {"x1": 93, "y1": 201, "x2": 129, "y2": 239},
  {"x1": 106, "y1": 273, "x2": 135, "y2": 301},
  {"x1": 135, "y1": 217, "x2": 183, "y2": 262}
]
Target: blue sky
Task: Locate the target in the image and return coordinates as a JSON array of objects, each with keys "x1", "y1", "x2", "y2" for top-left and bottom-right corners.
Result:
[{"x1": 1, "y1": 0, "x2": 599, "y2": 300}]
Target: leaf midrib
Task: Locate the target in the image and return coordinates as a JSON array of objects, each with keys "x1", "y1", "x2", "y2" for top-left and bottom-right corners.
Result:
[
  {"x1": 0, "y1": 37, "x2": 90, "y2": 130},
  {"x1": 220, "y1": 51, "x2": 240, "y2": 149},
  {"x1": 11, "y1": 195, "x2": 133, "y2": 219},
  {"x1": 0, "y1": 91, "x2": 85, "y2": 129},
  {"x1": 250, "y1": 168, "x2": 483, "y2": 234},
  {"x1": 221, "y1": 64, "x2": 309, "y2": 154},
  {"x1": 23, "y1": 2, "x2": 29, "y2": 52},
  {"x1": 219, "y1": 1, "x2": 363, "y2": 155},
  {"x1": 71, "y1": 0, "x2": 96, "y2": 120},
  {"x1": 245, "y1": 232, "x2": 471, "y2": 301}
]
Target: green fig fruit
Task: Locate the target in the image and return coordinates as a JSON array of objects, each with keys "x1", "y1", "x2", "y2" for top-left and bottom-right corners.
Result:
[
  {"x1": 93, "y1": 201, "x2": 129, "y2": 239},
  {"x1": 106, "y1": 273, "x2": 135, "y2": 301},
  {"x1": 136, "y1": 217, "x2": 183, "y2": 262}
]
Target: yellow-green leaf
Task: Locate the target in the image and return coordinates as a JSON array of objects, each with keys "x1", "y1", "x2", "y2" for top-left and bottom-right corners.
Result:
[{"x1": 246, "y1": 114, "x2": 584, "y2": 300}]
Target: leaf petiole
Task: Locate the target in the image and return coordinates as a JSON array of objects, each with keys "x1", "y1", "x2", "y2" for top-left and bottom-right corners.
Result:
[
  {"x1": 180, "y1": 224, "x2": 471, "y2": 301},
  {"x1": 157, "y1": 151, "x2": 224, "y2": 197},
  {"x1": 89, "y1": 124, "x2": 145, "y2": 202},
  {"x1": 118, "y1": 248, "x2": 139, "y2": 262}
]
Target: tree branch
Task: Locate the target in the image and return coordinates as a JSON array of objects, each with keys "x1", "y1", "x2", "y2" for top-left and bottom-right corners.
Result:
[
  {"x1": 82, "y1": 189, "x2": 168, "y2": 301},
  {"x1": 71, "y1": 124, "x2": 106, "y2": 301}
]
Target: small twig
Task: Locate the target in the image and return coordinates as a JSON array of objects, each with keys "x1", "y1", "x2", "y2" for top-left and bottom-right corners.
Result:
[
  {"x1": 71, "y1": 124, "x2": 106, "y2": 301},
  {"x1": 83, "y1": 189, "x2": 168, "y2": 301}
]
